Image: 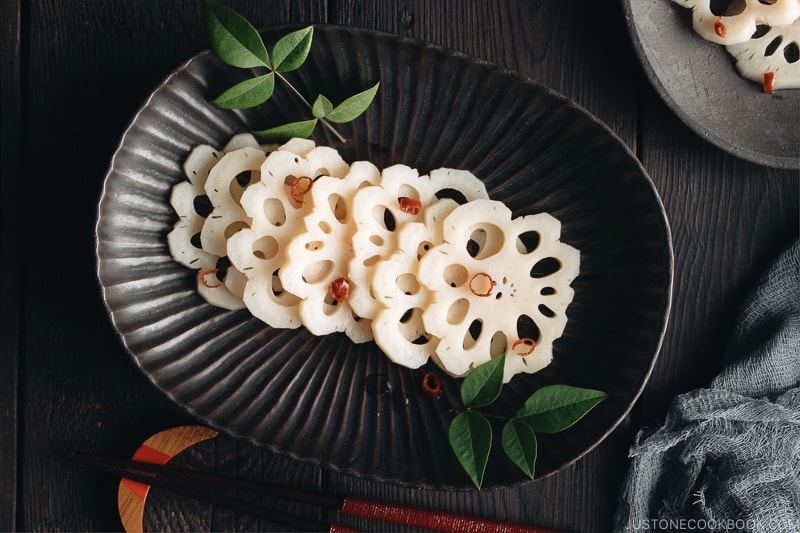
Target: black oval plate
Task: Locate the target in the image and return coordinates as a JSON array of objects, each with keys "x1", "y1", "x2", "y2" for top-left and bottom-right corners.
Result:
[{"x1": 96, "y1": 25, "x2": 673, "y2": 489}]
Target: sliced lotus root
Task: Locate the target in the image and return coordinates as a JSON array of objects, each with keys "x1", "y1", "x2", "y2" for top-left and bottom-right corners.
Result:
[
  {"x1": 348, "y1": 165, "x2": 489, "y2": 320},
  {"x1": 195, "y1": 257, "x2": 248, "y2": 310},
  {"x1": 279, "y1": 161, "x2": 381, "y2": 343},
  {"x1": 672, "y1": 0, "x2": 800, "y2": 45},
  {"x1": 223, "y1": 132, "x2": 270, "y2": 152},
  {"x1": 417, "y1": 199, "x2": 579, "y2": 383},
  {"x1": 369, "y1": 199, "x2": 458, "y2": 369},
  {"x1": 241, "y1": 138, "x2": 350, "y2": 240},
  {"x1": 726, "y1": 19, "x2": 800, "y2": 90},
  {"x1": 168, "y1": 136, "x2": 265, "y2": 310},
  {"x1": 200, "y1": 146, "x2": 267, "y2": 257},
  {"x1": 228, "y1": 139, "x2": 351, "y2": 328}
]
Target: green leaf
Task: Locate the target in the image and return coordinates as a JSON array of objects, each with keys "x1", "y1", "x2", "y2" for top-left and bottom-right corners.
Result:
[
  {"x1": 201, "y1": 0, "x2": 270, "y2": 68},
  {"x1": 252, "y1": 119, "x2": 318, "y2": 142},
  {"x1": 449, "y1": 411, "x2": 492, "y2": 489},
  {"x1": 460, "y1": 355, "x2": 505, "y2": 408},
  {"x1": 212, "y1": 73, "x2": 275, "y2": 109},
  {"x1": 501, "y1": 419, "x2": 537, "y2": 478},
  {"x1": 272, "y1": 26, "x2": 313, "y2": 72},
  {"x1": 312, "y1": 94, "x2": 334, "y2": 118},
  {"x1": 516, "y1": 385, "x2": 607, "y2": 434},
  {"x1": 325, "y1": 82, "x2": 380, "y2": 123}
]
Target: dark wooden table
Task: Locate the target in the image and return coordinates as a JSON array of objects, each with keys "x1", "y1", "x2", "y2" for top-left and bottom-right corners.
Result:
[{"x1": 2, "y1": 1, "x2": 797, "y2": 531}]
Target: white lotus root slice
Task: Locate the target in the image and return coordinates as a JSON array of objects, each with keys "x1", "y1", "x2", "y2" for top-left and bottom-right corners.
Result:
[
  {"x1": 223, "y1": 132, "x2": 270, "y2": 152},
  {"x1": 370, "y1": 199, "x2": 459, "y2": 369},
  {"x1": 228, "y1": 138, "x2": 351, "y2": 327},
  {"x1": 200, "y1": 146, "x2": 267, "y2": 257},
  {"x1": 348, "y1": 165, "x2": 489, "y2": 320},
  {"x1": 672, "y1": 0, "x2": 800, "y2": 45},
  {"x1": 726, "y1": 19, "x2": 800, "y2": 90},
  {"x1": 417, "y1": 199, "x2": 579, "y2": 383},
  {"x1": 279, "y1": 161, "x2": 381, "y2": 343},
  {"x1": 167, "y1": 139, "x2": 259, "y2": 310}
]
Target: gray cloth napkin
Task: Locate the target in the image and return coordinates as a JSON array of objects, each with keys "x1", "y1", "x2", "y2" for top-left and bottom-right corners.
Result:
[{"x1": 615, "y1": 240, "x2": 800, "y2": 533}]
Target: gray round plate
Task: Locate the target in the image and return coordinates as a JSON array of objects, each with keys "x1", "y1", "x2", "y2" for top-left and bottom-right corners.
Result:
[
  {"x1": 96, "y1": 25, "x2": 673, "y2": 489},
  {"x1": 624, "y1": 0, "x2": 800, "y2": 169}
]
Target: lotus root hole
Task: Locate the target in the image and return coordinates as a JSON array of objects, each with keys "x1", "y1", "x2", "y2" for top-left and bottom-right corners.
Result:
[
  {"x1": 435, "y1": 188, "x2": 468, "y2": 205},
  {"x1": 752, "y1": 24, "x2": 770, "y2": 39},
  {"x1": 328, "y1": 194, "x2": 348, "y2": 222},
  {"x1": 530, "y1": 257, "x2": 562, "y2": 278},
  {"x1": 231, "y1": 171, "x2": 257, "y2": 202},
  {"x1": 372, "y1": 205, "x2": 396, "y2": 231},
  {"x1": 263, "y1": 198, "x2": 287, "y2": 227},
  {"x1": 443, "y1": 264, "x2": 469, "y2": 287},
  {"x1": 463, "y1": 319, "x2": 483, "y2": 349},
  {"x1": 516, "y1": 230, "x2": 541, "y2": 253},
  {"x1": 417, "y1": 241, "x2": 432, "y2": 260},
  {"x1": 271, "y1": 269, "x2": 284, "y2": 296},
  {"x1": 398, "y1": 307, "x2": 429, "y2": 344},
  {"x1": 395, "y1": 273, "x2": 420, "y2": 295},
  {"x1": 224, "y1": 221, "x2": 249, "y2": 240},
  {"x1": 538, "y1": 304, "x2": 556, "y2": 318},
  {"x1": 363, "y1": 255, "x2": 381, "y2": 267},
  {"x1": 709, "y1": 0, "x2": 746, "y2": 16},
  {"x1": 252, "y1": 235, "x2": 279, "y2": 260},
  {"x1": 396, "y1": 184, "x2": 419, "y2": 200},
  {"x1": 305, "y1": 240, "x2": 324, "y2": 251},
  {"x1": 318, "y1": 221, "x2": 332, "y2": 234},
  {"x1": 369, "y1": 234, "x2": 385, "y2": 247},
  {"x1": 466, "y1": 224, "x2": 504, "y2": 259},
  {"x1": 447, "y1": 298, "x2": 470, "y2": 325},
  {"x1": 765, "y1": 35, "x2": 783, "y2": 57},
  {"x1": 516, "y1": 314, "x2": 541, "y2": 344},
  {"x1": 785, "y1": 42, "x2": 799, "y2": 63},
  {"x1": 322, "y1": 291, "x2": 339, "y2": 315},
  {"x1": 490, "y1": 331, "x2": 506, "y2": 358},
  {"x1": 193, "y1": 195, "x2": 212, "y2": 217}
]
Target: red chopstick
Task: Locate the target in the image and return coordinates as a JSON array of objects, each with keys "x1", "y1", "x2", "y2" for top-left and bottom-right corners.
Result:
[{"x1": 71, "y1": 452, "x2": 564, "y2": 532}]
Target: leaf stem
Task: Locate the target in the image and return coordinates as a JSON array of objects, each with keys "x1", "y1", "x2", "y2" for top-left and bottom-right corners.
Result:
[
  {"x1": 275, "y1": 71, "x2": 311, "y2": 107},
  {"x1": 275, "y1": 72, "x2": 346, "y2": 143}
]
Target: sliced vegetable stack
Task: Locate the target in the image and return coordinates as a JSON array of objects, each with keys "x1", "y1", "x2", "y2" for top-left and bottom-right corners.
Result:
[{"x1": 168, "y1": 136, "x2": 580, "y2": 383}]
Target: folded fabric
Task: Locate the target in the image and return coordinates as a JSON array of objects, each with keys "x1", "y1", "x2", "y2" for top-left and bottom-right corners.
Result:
[{"x1": 615, "y1": 240, "x2": 800, "y2": 533}]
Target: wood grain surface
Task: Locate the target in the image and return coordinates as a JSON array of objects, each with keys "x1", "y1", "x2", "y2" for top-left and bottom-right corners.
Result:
[
  {"x1": 1, "y1": 0, "x2": 21, "y2": 529},
  {"x1": 3, "y1": 1, "x2": 798, "y2": 532}
]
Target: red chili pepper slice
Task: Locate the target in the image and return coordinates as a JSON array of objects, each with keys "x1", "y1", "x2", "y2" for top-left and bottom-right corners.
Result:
[
  {"x1": 290, "y1": 176, "x2": 313, "y2": 205},
  {"x1": 714, "y1": 16, "x2": 726, "y2": 38},
  {"x1": 328, "y1": 277, "x2": 351, "y2": 302},
  {"x1": 511, "y1": 338, "x2": 536, "y2": 356},
  {"x1": 199, "y1": 268, "x2": 222, "y2": 288},
  {"x1": 763, "y1": 71, "x2": 775, "y2": 94},
  {"x1": 421, "y1": 372, "x2": 441, "y2": 399},
  {"x1": 469, "y1": 272, "x2": 495, "y2": 297},
  {"x1": 398, "y1": 197, "x2": 422, "y2": 215}
]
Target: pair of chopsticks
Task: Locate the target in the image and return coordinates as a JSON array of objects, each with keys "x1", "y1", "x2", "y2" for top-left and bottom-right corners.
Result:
[{"x1": 71, "y1": 452, "x2": 563, "y2": 532}]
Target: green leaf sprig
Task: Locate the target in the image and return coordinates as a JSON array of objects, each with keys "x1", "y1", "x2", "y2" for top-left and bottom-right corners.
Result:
[
  {"x1": 448, "y1": 355, "x2": 607, "y2": 488},
  {"x1": 201, "y1": 0, "x2": 379, "y2": 142}
]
